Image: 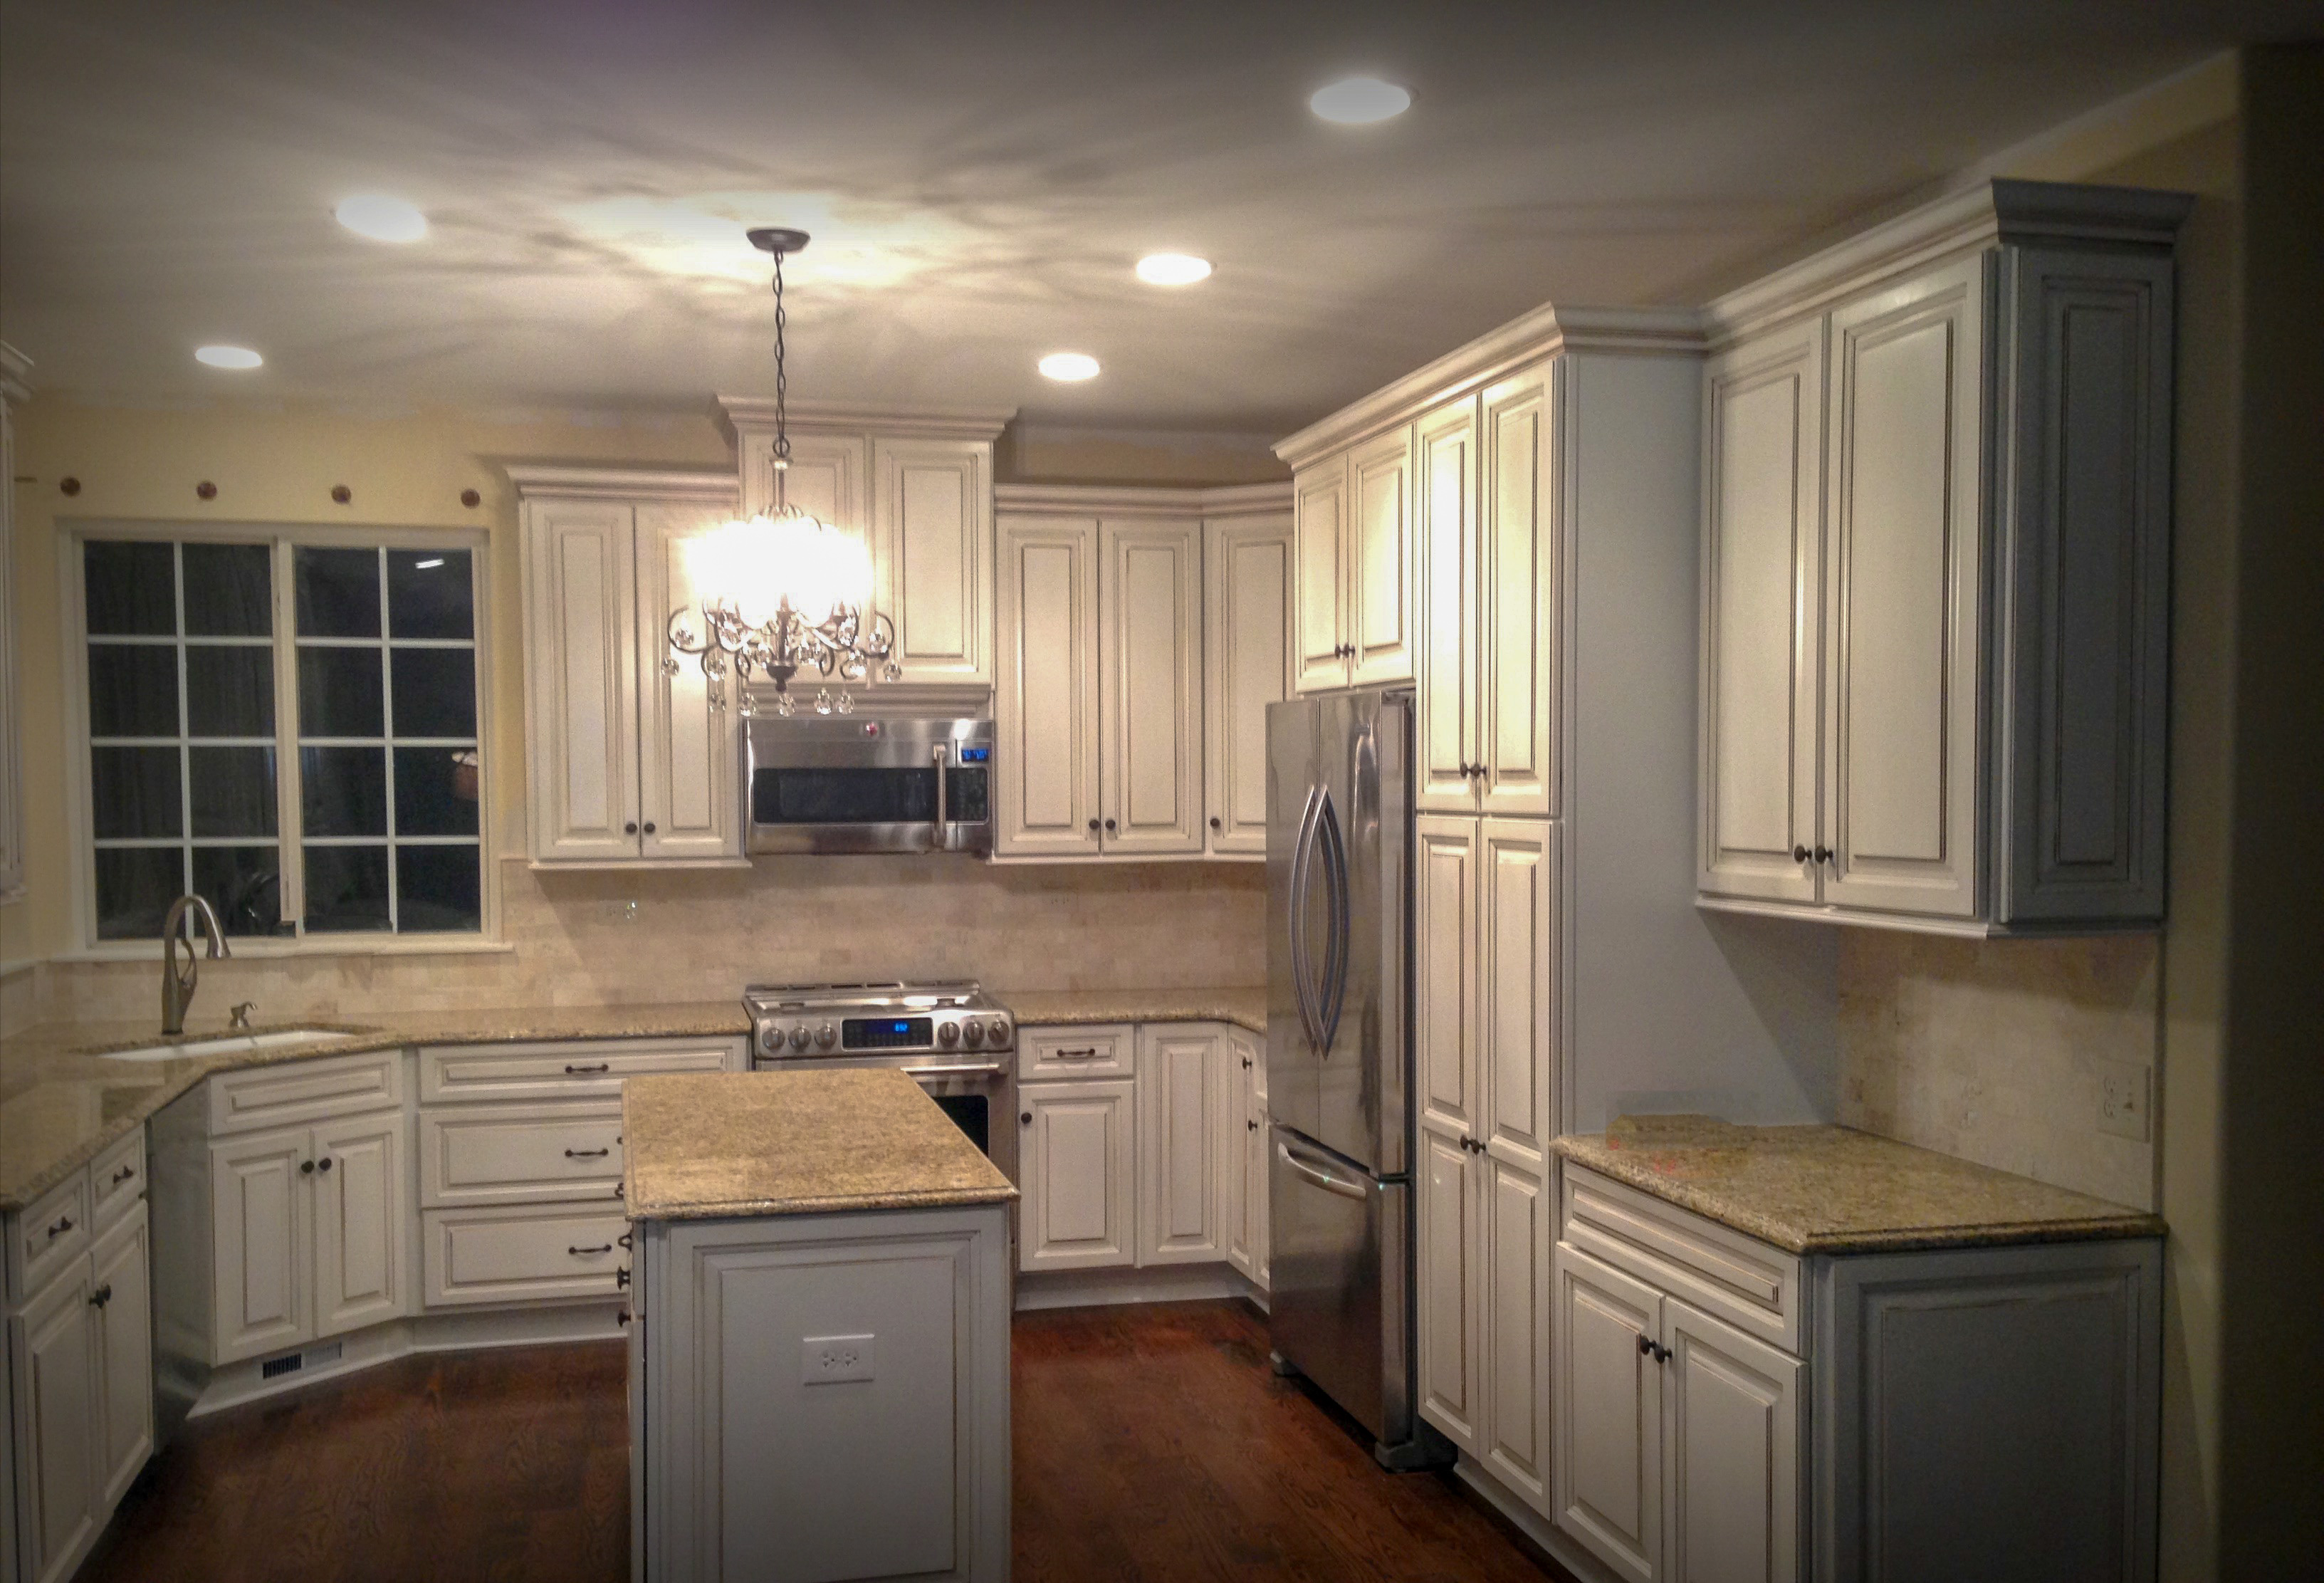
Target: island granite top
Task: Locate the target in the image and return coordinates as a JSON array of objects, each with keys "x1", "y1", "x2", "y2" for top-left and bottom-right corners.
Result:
[
  {"x1": 1553, "y1": 1117, "x2": 2165, "y2": 1255},
  {"x1": 622, "y1": 1068, "x2": 1017, "y2": 1221}
]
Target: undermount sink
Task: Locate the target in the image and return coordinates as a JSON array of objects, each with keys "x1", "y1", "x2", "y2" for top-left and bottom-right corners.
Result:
[{"x1": 99, "y1": 1028, "x2": 360, "y2": 1063}]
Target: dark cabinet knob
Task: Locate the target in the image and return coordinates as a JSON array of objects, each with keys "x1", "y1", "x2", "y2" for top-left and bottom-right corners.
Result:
[
  {"x1": 1103, "y1": 818, "x2": 1116, "y2": 832},
  {"x1": 1240, "y1": 1056, "x2": 1252, "y2": 1070},
  {"x1": 1087, "y1": 818, "x2": 1100, "y2": 833},
  {"x1": 642, "y1": 822, "x2": 656, "y2": 835},
  {"x1": 1792, "y1": 845, "x2": 1811, "y2": 863},
  {"x1": 300, "y1": 1159, "x2": 315, "y2": 1175},
  {"x1": 1209, "y1": 817, "x2": 1223, "y2": 830},
  {"x1": 624, "y1": 822, "x2": 638, "y2": 835},
  {"x1": 1813, "y1": 846, "x2": 1833, "y2": 863},
  {"x1": 1020, "y1": 1112, "x2": 1032, "y2": 1125},
  {"x1": 1247, "y1": 1119, "x2": 1259, "y2": 1132},
  {"x1": 46, "y1": 1216, "x2": 73, "y2": 1240},
  {"x1": 318, "y1": 1156, "x2": 333, "y2": 1173},
  {"x1": 111, "y1": 1166, "x2": 136, "y2": 1185},
  {"x1": 88, "y1": 1282, "x2": 112, "y2": 1309},
  {"x1": 616, "y1": 1267, "x2": 632, "y2": 1289}
]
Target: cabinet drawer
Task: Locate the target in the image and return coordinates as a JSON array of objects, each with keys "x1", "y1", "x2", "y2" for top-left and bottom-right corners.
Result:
[
  {"x1": 208, "y1": 1048, "x2": 406, "y2": 1137},
  {"x1": 90, "y1": 1127, "x2": 147, "y2": 1229},
  {"x1": 1019, "y1": 1023, "x2": 1134, "y2": 1082},
  {"x1": 418, "y1": 1037, "x2": 744, "y2": 1104},
  {"x1": 9, "y1": 1169, "x2": 91, "y2": 1304},
  {"x1": 1560, "y1": 1164, "x2": 1804, "y2": 1353},
  {"x1": 421, "y1": 1204, "x2": 632, "y2": 1307},
  {"x1": 419, "y1": 1103, "x2": 625, "y2": 1208}
]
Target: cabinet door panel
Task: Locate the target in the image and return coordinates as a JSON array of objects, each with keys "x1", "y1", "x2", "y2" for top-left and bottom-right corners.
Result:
[
  {"x1": 874, "y1": 439, "x2": 991, "y2": 685},
  {"x1": 209, "y1": 1127, "x2": 310, "y2": 1364},
  {"x1": 1292, "y1": 464, "x2": 1349, "y2": 693},
  {"x1": 1100, "y1": 520, "x2": 1203, "y2": 855},
  {"x1": 1480, "y1": 819, "x2": 1556, "y2": 1164},
  {"x1": 90, "y1": 1209, "x2": 153, "y2": 1510},
  {"x1": 1480, "y1": 363, "x2": 1560, "y2": 817},
  {"x1": 1666, "y1": 1300, "x2": 1801, "y2": 1583},
  {"x1": 1414, "y1": 816, "x2": 1479, "y2": 1138},
  {"x1": 1019, "y1": 1080, "x2": 1134, "y2": 1271},
  {"x1": 1416, "y1": 1127, "x2": 1479, "y2": 1454},
  {"x1": 1417, "y1": 396, "x2": 1480, "y2": 812},
  {"x1": 525, "y1": 501, "x2": 640, "y2": 861},
  {"x1": 1554, "y1": 1244, "x2": 1663, "y2": 1583},
  {"x1": 1204, "y1": 516, "x2": 1292, "y2": 855},
  {"x1": 1482, "y1": 1158, "x2": 1548, "y2": 1511},
  {"x1": 1349, "y1": 427, "x2": 1418, "y2": 686},
  {"x1": 1136, "y1": 1025, "x2": 1221, "y2": 1263},
  {"x1": 1701, "y1": 326, "x2": 1825, "y2": 902},
  {"x1": 1220, "y1": 1029, "x2": 1261, "y2": 1280},
  {"x1": 635, "y1": 500, "x2": 743, "y2": 860},
  {"x1": 1824, "y1": 258, "x2": 1984, "y2": 917},
  {"x1": 313, "y1": 1112, "x2": 408, "y2": 1340},
  {"x1": 995, "y1": 518, "x2": 1100, "y2": 858},
  {"x1": 11, "y1": 1263, "x2": 98, "y2": 1583}
]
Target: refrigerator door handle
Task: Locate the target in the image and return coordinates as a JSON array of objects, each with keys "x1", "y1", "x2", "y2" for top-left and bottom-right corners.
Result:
[
  {"x1": 1277, "y1": 1137, "x2": 1371, "y2": 1202},
  {"x1": 1314, "y1": 786, "x2": 1349, "y2": 1056},
  {"x1": 1288, "y1": 783, "x2": 1326, "y2": 1051}
]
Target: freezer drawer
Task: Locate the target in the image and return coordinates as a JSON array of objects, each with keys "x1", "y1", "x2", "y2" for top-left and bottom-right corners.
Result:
[{"x1": 1267, "y1": 1127, "x2": 1413, "y2": 1451}]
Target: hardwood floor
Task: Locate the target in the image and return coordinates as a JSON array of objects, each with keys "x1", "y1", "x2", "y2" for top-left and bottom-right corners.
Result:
[{"x1": 80, "y1": 1300, "x2": 1567, "y2": 1582}]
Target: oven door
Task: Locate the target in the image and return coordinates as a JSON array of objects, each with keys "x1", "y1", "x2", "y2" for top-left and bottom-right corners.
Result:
[{"x1": 746, "y1": 716, "x2": 993, "y2": 855}]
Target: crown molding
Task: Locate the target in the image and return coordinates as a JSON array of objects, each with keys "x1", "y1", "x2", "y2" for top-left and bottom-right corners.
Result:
[
  {"x1": 718, "y1": 397, "x2": 1015, "y2": 444},
  {"x1": 503, "y1": 464, "x2": 739, "y2": 503},
  {"x1": 0, "y1": 340, "x2": 30, "y2": 404},
  {"x1": 995, "y1": 480, "x2": 1293, "y2": 518},
  {"x1": 1704, "y1": 177, "x2": 2194, "y2": 348},
  {"x1": 1272, "y1": 303, "x2": 1702, "y2": 469}
]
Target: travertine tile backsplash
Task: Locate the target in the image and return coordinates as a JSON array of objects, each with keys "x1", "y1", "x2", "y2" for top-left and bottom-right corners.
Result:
[
  {"x1": 28, "y1": 857, "x2": 1266, "y2": 1025},
  {"x1": 1839, "y1": 931, "x2": 2161, "y2": 1210}
]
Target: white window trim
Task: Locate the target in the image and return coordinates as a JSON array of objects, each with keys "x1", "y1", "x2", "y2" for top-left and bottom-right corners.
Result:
[{"x1": 60, "y1": 517, "x2": 502, "y2": 955}]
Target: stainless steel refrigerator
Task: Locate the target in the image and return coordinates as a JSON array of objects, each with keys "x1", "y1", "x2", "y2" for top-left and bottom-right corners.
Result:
[{"x1": 1265, "y1": 688, "x2": 1447, "y2": 1470}]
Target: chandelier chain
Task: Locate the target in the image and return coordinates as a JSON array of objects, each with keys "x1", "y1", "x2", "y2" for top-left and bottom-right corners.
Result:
[{"x1": 772, "y1": 247, "x2": 790, "y2": 507}]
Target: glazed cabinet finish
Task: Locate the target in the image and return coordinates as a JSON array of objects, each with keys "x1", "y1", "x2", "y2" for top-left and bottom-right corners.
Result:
[
  {"x1": 1293, "y1": 425, "x2": 1418, "y2": 693},
  {"x1": 874, "y1": 438, "x2": 994, "y2": 687},
  {"x1": 1220, "y1": 1026, "x2": 1270, "y2": 1285},
  {"x1": 1134, "y1": 1024, "x2": 1223, "y2": 1265},
  {"x1": 1203, "y1": 514, "x2": 1293, "y2": 856},
  {"x1": 1699, "y1": 192, "x2": 2180, "y2": 931},
  {"x1": 1016, "y1": 1080, "x2": 1135, "y2": 1272},
  {"x1": 1292, "y1": 464, "x2": 1350, "y2": 692},
  {"x1": 995, "y1": 517, "x2": 1101, "y2": 859},
  {"x1": 1099, "y1": 519, "x2": 1203, "y2": 856},
  {"x1": 633, "y1": 502, "x2": 744, "y2": 861}
]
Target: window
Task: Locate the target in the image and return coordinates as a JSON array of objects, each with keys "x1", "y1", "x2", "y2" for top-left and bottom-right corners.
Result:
[{"x1": 80, "y1": 533, "x2": 486, "y2": 943}]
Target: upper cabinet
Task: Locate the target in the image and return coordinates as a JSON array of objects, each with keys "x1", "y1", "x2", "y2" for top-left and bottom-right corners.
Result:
[
  {"x1": 994, "y1": 484, "x2": 1292, "y2": 863},
  {"x1": 723, "y1": 402, "x2": 1010, "y2": 691},
  {"x1": 1288, "y1": 424, "x2": 1418, "y2": 694},
  {"x1": 514, "y1": 469, "x2": 746, "y2": 868},
  {"x1": 0, "y1": 343, "x2": 26, "y2": 902},
  {"x1": 1697, "y1": 179, "x2": 2189, "y2": 934}
]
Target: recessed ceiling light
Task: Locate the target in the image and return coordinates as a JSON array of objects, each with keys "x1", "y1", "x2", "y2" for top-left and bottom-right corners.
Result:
[
  {"x1": 194, "y1": 345, "x2": 263, "y2": 370},
  {"x1": 1136, "y1": 253, "x2": 1213, "y2": 287},
  {"x1": 1039, "y1": 352, "x2": 1101, "y2": 382},
  {"x1": 335, "y1": 192, "x2": 428, "y2": 244},
  {"x1": 1309, "y1": 76, "x2": 1411, "y2": 125}
]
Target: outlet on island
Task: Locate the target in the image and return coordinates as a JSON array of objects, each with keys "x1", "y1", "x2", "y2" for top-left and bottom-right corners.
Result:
[{"x1": 801, "y1": 1333, "x2": 876, "y2": 1385}]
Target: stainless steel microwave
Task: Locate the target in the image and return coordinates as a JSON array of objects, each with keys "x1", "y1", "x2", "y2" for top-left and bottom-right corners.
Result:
[{"x1": 744, "y1": 714, "x2": 994, "y2": 855}]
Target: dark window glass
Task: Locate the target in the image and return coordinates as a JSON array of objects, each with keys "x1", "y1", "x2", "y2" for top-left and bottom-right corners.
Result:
[
  {"x1": 396, "y1": 845, "x2": 481, "y2": 933},
  {"x1": 394, "y1": 748, "x2": 481, "y2": 837},
  {"x1": 390, "y1": 647, "x2": 476, "y2": 738},
  {"x1": 304, "y1": 845, "x2": 390, "y2": 932},
  {"x1": 186, "y1": 647, "x2": 276, "y2": 737},
  {"x1": 294, "y1": 547, "x2": 380, "y2": 638},
  {"x1": 298, "y1": 647, "x2": 384, "y2": 737},
  {"x1": 87, "y1": 645, "x2": 180, "y2": 738},
  {"x1": 192, "y1": 845, "x2": 286, "y2": 936},
  {"x1": 84, "y1": 542, "x2": 177, "y2": 636},
  {"x1": 387, "y1": 550, "x2": 473, "y2": 639},
  {"x1": 95, "y1": 847, "x2": 184, "y2": 939},
  {"x1": 181, "y1": 544, "x2": 273, "y2": 637},
  {"x1": 91, "y1": 747, "x2": 182, "y2": 839},
  {"x1": 188, "y1": 746, "x2": 278, "y2": 838},
  {"x1": 300, "y1": 746, "x2": 387, "y2": 837}
]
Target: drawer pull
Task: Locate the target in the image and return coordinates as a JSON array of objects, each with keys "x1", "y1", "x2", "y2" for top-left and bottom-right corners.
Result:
[
  {"x1": 618, "y1": 1231, "x2": 634, "y2": 1250},
  {"x1": 568, "y1": 1243, "x2": 614, "y2": 1257},
  {"x1": 616, "y1": 1267, "x2": 631, "y2": 1288},
  {"x1": 564, "y1": 1063, "x2": 612, "y2": 1075},
  {"x1": 46, "y1": 1215, "x2": 75, "y2": 1240},
  {"x1": 565, "y1": 1147, "x2": 612, "y2": 1160},
  {"x1": 1052, "y1": 1048, "x2": 1101, "y2": 1061},
  {"x1": 110, "y1": 1166, "x2": 137, "y2": 1186}
]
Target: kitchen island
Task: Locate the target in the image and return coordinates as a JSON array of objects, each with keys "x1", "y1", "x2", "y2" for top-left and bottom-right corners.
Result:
[{"x1": 622, "y1": 1068, "x2": 1017, "y2": 1583}]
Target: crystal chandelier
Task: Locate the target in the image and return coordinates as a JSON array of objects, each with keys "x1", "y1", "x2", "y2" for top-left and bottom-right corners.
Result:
[{"x1": 666, "y1": 226, "x2": 897, "y2": 718}]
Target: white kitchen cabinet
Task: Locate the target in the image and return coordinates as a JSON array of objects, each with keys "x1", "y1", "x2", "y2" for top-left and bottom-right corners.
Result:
[
  {"x1": 1416, "y1": 395, "x2": 1481, "y2": 811},
  {"x1": 515, "y1": 469, "x2": 746, "y2": 867},
  {"x1": 312, "y1": 1111, "x2": 408, "y2": 1338},
  {"x1": 994, "y1": 515, "x2": 1101, "y2": 858},
  {"x1": 1554, "y1": 1244, "x2": 1665, "y2": 1583},
  {"x1": 1203, "y1": 511, "x2": 1293, "y2": 856},
  {"x1": 0, "y1": 344, "x2": 27, "y2": 904},
  {"x1": 1135, "y1": 1023, "x2": 1222, "y2": 1265},
  {"x1": 1697, "y1": 182, "x2": 2185, "y2": 931},
  {"x1": 1099, "y1": 518, "x2": 1203, "y2": 857},
  {"x1": 1665, "y1": 1297, "x2": 1801, "y2": 1583},
  {"x1": 89, "y1": 1211, "x2": 152, "y2": 1513},
  {"x1": 1292, "y1": 424, "x2": 1418, "y2": 694},
  {"x1": 1220, "y1": 1025, "x2": 1270, "y2": 1286},
  {"x1": 1292, "y1": 462, "x2": 1350, "y2": 692},
  {"x1": 9, "y1": 1259, "x2": 97, "y2": 1583},
  {"x1": 1015, "y1": 1079, "x2": 1135, "y2": 1272}
]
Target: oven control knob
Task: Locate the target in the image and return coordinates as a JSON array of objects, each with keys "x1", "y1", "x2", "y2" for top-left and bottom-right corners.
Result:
[
  {"x1": 937, "y1": 1022, "x2": 959, "y2": 1047},
  {"x1": 759, "y1": 1025, "x2": 779, "y2": 1052},
  {"x1": 986, "y1": 1018, "x2": 1010, "y2": 1045},
  {"x1": 815, "y1": 1023, "x2": 837, "y2": 1050},
  {"x1": 963, "y1": 1020, "x2": 985, "y2": 1048},
  {"x1": 787, "y1": 1025, "x2": 812, "y2": 1050}
]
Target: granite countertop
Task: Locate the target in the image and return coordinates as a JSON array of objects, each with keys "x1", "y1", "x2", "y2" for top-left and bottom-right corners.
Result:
[
  {"x1": 0, "y1": 1001, "x2": 751, "y2": 1211},
  {"x1": 1000, "y1": 986, "x2": 1266, "y2": 1034},
  {"x1": 1553, "y1": 1117, "x2": 2165, "y2": 1255},
  {"x1": 623, "y1": 1069, "x2": 1017, "y2": 1220}
]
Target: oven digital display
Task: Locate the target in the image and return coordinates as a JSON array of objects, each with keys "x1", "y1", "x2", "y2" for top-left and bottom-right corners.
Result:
[{"x1": 842, "y1": 1017, "x2": 931, "y2": 1050}]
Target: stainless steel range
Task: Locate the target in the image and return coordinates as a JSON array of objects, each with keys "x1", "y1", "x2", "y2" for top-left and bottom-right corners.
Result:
[{"x1": 744, "y1": 981, "x2": 1017, "y2": 1188}]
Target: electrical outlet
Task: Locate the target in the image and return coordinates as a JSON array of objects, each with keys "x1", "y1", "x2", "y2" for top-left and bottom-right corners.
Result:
[
  {"x1": 2096, "y1": 1060, "x2": 2150, "y2": 1141},
  {"x1": 802, "y1": 1333, "x2": 876, "y2": 1385}
]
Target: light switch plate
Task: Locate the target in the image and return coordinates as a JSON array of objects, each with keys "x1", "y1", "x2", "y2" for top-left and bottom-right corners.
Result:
[
  {"x1": 802, "y1": 1333, "x2": 876, "y2": 1385},
  {"x1": 2096, "y1": 1060, "x2": 2150, "y2": 1141}
]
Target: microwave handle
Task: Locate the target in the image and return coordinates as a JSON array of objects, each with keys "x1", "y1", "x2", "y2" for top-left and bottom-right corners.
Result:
[{"x1": 932, "y1": 742, "x2": 948, "y2": 852}]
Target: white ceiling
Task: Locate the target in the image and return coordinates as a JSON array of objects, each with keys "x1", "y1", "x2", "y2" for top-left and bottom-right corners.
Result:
[{"x1": 0, "y1": 1, "x2": 2291, "y2": 435}]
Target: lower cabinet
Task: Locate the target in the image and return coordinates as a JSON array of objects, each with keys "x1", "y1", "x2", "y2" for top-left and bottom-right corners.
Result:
[
  {"x1": 1136, "y1": 1025, "x2": 1224, "y2": 1265},
  {"x1": 1220, "y1": 1025, "x2": 1269, "y2": 1286},
  {"x1": 1017, "y1": 1080, "x2": 1135, "y2": 1271}
]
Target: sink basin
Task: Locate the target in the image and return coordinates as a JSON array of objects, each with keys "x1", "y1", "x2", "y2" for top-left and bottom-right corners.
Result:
[{"x1": 100, "y1": 1029, "x2": 360, "y2": 1063}]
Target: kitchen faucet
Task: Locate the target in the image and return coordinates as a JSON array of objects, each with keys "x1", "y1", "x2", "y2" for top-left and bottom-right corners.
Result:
[{"x1": 159, "y1": 894, "x2": 231, "y2": 1035}]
